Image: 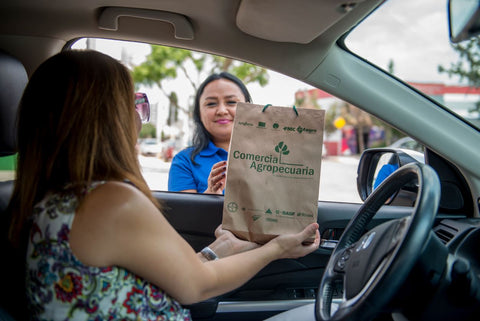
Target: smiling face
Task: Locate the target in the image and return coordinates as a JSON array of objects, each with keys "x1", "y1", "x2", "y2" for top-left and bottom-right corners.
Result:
[{"x1": 199, "y1": 78, "x2": 246, "y2": 149}]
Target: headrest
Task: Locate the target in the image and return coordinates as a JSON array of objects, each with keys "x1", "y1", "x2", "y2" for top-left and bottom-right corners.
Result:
[{"x1": 0, "y1": 50, "x2": 28, "y2": 156}]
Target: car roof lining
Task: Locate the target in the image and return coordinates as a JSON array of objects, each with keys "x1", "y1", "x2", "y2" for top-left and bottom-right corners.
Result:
[{"x1": 0, "y1": 0, "x2": 383, "y2": 81}]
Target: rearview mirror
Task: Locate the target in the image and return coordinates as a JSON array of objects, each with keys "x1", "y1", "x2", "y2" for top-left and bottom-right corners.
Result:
[
  {"x1": 448, "y1": 0, "x2": 480, "y2": 43},
  {"x1": 356, "y1": 148, "x2": 424, "y2": 206}
]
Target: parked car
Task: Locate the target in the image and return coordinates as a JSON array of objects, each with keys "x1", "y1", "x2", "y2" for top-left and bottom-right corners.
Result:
[
  {"x1": 388, "y1": 136, "x2": 424, "y2": 153},
  {"x1": 1, "y1": 0, "x2": 479, "y2": 320},
  {"x1": 140, "y1": 138, "x2": 163, "y2": 157}
]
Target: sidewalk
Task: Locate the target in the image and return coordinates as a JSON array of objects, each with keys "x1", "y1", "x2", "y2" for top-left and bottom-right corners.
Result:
[
  {"x1": 138, "y1": 155, "x2": 170, "y2": 172},
  {"x1": 0, "y1": 171, "x2": 14, "y2": 181},
  {"x1": 325, "y1": 155, "x2": 361, "y2": 165},
  {"x1": 138, "y1": 154, "x2": 362, "y2": 203}
]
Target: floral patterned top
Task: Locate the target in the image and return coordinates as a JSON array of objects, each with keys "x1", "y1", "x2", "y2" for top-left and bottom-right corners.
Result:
[{"x1": 26, "y1": 182, "x2": 192, "y2": 321}]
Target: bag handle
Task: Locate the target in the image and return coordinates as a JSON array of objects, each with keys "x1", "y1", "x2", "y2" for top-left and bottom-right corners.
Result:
[{"x1": 262, "y1": 104, "x2": 299, "y2": 116}]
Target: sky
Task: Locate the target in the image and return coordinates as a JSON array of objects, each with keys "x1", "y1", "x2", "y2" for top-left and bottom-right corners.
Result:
[
  {"x1": 346, "y1": 0, "x2": 461, "y2": 85},
  {"x1": 73, "y1": 38, "x2": 314, "y2": 107},
  {"x1": 73, "y1": 0, "x2": 464, "y2": 114}
]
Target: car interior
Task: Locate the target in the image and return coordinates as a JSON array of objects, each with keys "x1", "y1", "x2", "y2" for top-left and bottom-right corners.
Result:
[
  {"x1": 1, "y1": 0, "x2": 480, "y2": 320},
  {"x1": 0, "y1": 47, "x2": 29, "y2": 318}
]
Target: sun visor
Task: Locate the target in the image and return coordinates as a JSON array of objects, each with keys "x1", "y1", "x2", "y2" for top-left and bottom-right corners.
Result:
[{"x1": 236, "y1": 0, "x2": 363, "y2": 44}]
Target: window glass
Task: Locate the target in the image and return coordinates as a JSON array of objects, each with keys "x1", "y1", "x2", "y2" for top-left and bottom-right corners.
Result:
[
  {"x1": 72, "y1": 39, "x2": 421, "y2": 203},
  {"x1": 345, "y1": 0, "x2": 480, "y2": 131}
]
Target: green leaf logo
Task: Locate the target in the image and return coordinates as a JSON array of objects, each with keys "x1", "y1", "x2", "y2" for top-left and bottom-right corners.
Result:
[
  {"x1": 275, "y1": 142, "x2": 290, "y2": 164},
  {"x1": 275, "y1": 141, "x2": 290, "y2": 155}
]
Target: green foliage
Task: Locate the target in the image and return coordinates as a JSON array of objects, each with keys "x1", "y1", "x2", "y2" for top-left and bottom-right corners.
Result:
[
  {"x1": 139, "y1": 123, "x2": 156, "y2": 139},
  {"x1": 438, "y1": 37, "x2": 480, "y2": 112},
  {"x1": 295, "y1": 95, "x2": 305, "y2": 108},
  {"x1": 322, "y1": 100, "x2": 403, "y2": 145},
  {"x1": 294, "y1": 90, "x2": 321, "y2": 110},
  {"x1": 372, "y1": 117, "x2": 404, "y2": 146},
  {"x1": 131, "y1": 46, "x2": 183, "y2": 88},
  {"x1": 211, "y1": 56, "x2": 269, "y2": 86},
  {"x1": 324, "y1": 103, "x2": 339, "y2": 134},
  {"x1": 387, "y1": 59, "x2": 395, "y2": 74},
  {"x1": 131, "y1": 46, "x2": 270, "y2": 124}
]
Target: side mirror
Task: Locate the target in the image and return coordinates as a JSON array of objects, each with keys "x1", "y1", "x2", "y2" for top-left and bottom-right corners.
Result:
[
  {"x1": 356, "y1": 148, "x2": 424, "y2": 206},
  {"x1": 448, "y1": 0, "x2": 480, "y2": 43}
]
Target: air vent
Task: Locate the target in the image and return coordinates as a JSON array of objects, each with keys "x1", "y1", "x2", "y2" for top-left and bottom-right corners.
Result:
[{"x1": 434, "y1": 228, "x2": 455, "y2": 244}]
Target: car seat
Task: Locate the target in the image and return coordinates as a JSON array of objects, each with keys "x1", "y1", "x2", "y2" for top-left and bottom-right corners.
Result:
[{"x1": 0, "y1": 49, "x2": 28, "y2": 321}]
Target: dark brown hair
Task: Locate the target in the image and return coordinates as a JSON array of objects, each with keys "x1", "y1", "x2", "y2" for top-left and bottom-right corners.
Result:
[{"x1": 191, "y1": 72, "x2": 252, "y2": 163}]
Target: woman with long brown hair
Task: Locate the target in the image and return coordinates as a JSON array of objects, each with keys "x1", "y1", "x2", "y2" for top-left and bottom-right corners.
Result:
[{"x1": 8, "y1": 50, "x2": 319, "y2": 320}]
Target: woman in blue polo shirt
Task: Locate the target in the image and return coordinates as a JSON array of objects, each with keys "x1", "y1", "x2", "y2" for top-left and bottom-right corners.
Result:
[{"x1": 168, "y1": 72, "x2": 252, "y2": 194}]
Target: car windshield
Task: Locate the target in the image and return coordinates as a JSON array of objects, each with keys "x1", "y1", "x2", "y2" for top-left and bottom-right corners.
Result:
[
  {"x1": 59, "y1": 0, "x2": 478, "y2": 205},
  {"x1": 345, "y1": 0, "x2": 480, "y2": 131}
]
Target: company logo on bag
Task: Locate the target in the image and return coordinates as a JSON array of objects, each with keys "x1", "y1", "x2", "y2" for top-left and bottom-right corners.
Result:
[
  {"x1": 227, "y1": 202, "x2": 238, "y2": 213},
  {"x1": 231, "y1": 141, "x2": 314, "y2": 177},
  {"x1": 238, "y1": 121, "x2": 254, "y2": 127},
  {"x1": 296, "y1": 126, "x2": 317, "y2": 134},
  {"x1": 282, "y1": 126, "x2": 317, "y2": 133},
  {"x1": 274, "y1": 142, "x2": 302, "y2": 166}
]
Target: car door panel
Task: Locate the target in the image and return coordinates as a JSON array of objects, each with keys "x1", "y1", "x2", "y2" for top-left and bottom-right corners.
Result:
[
  {"x1": 153, "y1": 191, "x2": 421, "y2": 320},
  {"x1": 156, "y1": 191, "x2": 224, "y2": 252},
  {"x1": 155, "y1": 190, "x2": 462, "y2": 320}
]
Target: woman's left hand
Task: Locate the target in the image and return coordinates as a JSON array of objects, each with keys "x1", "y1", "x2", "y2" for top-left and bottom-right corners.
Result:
[{"x1": 204, "y1": 161, "x2": 227, "y2": 194}]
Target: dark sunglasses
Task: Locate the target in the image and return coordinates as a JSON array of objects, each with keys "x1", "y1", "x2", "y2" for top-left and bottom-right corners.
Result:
[{"x1": 135, "y1": 92, "x2": 150, "y2": 123}]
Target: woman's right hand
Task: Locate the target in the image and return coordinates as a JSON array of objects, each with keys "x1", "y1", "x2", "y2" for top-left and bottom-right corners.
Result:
[
  {"x1": 267, "y1": 223, "x2": 320, "y2": 259},
  {"x1": 204, "y1": 161, "x2": 227, "y2": 194},
  {"x1": 214, "y1": 224, "x2": 260, "y2": 256}
]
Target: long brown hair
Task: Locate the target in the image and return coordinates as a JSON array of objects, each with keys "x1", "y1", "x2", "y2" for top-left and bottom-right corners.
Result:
[{"x1": 8, "y1": 50, "x2": 159, "y2": 245}]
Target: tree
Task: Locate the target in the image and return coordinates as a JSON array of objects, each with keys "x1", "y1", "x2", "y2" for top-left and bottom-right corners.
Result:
[
  {"x1": 131, "y1": 46, "x2": 269, "y2": 127},
  {"x1": 387, "y1": 59, "x2": 395, "y2": 75},
  {"x1": 438, "y1": 37, "x2": 480, "y2": 112},
  {"x1": 294, "y1": 90, "x2": 321, "y2": 110},
  {"x1": 139, "y1": 123, "x2": 156, "y2": 139},
  {"x1": 211, "y1": 56, "x2": 269, "y2": 86}
]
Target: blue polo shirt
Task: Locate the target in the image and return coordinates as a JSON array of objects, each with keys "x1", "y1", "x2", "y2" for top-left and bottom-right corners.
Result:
[
  {"x1": 373, "y1": 163, "x2": 399, "y2": 189},
  {"x1": 168, "y1": 141, "x2": 228, "y2": 193}
]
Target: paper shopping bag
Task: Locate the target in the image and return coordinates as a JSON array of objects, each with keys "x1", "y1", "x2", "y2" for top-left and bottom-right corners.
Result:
[{"x1": 222, "y1": 102, "x2": 325, "y2": 244}]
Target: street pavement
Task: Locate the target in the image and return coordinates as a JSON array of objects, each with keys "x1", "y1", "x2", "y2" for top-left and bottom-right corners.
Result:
[{"x1": 0, "y1": 155, "x2": 362, "y2": 203}]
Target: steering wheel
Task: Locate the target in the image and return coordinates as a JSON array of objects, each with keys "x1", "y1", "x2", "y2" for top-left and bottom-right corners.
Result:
[{"x1": 316, "y1": 162, "x2": 440, "y2": 321}]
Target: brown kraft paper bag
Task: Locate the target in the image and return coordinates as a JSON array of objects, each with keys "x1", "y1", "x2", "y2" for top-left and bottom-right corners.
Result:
[{"x1": 222, "y1": 102, "x2": 325, "y2": 244}]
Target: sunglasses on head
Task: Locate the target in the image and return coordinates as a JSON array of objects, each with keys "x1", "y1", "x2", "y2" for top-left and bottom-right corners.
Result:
[{"x1": 135, "y1": 92, "x2": 150, "y2": 123}]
